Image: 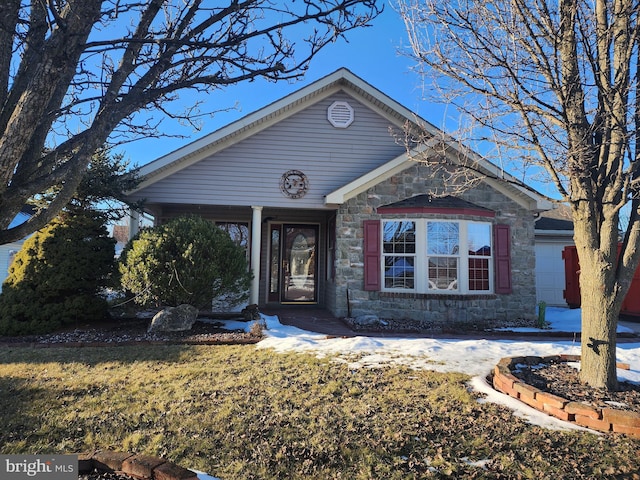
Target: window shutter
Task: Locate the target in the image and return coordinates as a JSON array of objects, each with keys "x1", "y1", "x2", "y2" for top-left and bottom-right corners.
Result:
[
  {"x1": 363, "y1": 220, "x2": 381, "y2": 291},
  {"x1": 494, "y1": 224, "x2": 512, "y2": 294}
]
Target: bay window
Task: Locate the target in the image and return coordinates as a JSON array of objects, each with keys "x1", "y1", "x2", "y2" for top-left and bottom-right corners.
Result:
[{"x1": 379, "y1": 219, "x2": 495, "y2": 294}]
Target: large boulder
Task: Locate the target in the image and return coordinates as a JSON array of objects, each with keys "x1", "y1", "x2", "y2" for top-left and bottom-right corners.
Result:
[{"x1": 148, "y1": 304, "x2": 198, "y2": 333}]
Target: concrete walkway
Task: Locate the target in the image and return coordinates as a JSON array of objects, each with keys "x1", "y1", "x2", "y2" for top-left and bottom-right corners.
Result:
[{"x1": 262, "y1": 307, "x2": 355, "y2": 336}]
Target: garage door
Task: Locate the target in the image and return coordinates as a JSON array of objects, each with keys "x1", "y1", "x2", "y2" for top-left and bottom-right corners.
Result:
[{"x1": 535, "y1": 241, "x2": 571, "y2": 306}]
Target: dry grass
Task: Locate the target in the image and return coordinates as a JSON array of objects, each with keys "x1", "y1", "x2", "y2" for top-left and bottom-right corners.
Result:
[{"x1": 0, "y1": 344, "x2": 638, "y2": 479}]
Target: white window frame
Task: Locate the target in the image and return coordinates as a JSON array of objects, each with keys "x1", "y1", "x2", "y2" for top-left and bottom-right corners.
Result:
[
  {"x1": 381, "y1": 219, "x2": 494, "y2": 294},
  {"x1": 382, "y1": 220, "x2": 416, "y2": 290}
]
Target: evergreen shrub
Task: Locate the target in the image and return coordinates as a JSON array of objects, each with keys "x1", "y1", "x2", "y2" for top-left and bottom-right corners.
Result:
[
  {"x1": 0, "y1": 212, "x2": 116, "y2": 335},
  {"x1": 119, "y1": 216, "x2": 251, "y2": 309}
]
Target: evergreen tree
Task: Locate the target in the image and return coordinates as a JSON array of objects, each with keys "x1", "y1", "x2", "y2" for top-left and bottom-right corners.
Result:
[{"x1": 0, "y1": 212, "x2": 115, "y2": 335}]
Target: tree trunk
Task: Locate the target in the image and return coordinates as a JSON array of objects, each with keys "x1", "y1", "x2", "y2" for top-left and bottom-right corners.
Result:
[
  {"x1": 579, "y1": 272, "x2": 620, "y2": 390},
  {"x1": 573, "y1": 211, "x2": 623, "y2": 391}
]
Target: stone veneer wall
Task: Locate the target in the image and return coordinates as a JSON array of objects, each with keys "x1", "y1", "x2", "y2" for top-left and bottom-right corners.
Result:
[{"x1": 330, "y1": 163, "x2": 537, "y2": 327}]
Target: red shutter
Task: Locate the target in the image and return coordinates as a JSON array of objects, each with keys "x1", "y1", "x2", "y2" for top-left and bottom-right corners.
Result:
[
  {"x1": 363, "y1": 220, "x2": 381, "y2": 291},
  {"x1": 494, "y1": 224, "x2": 512, "y2": 294}
]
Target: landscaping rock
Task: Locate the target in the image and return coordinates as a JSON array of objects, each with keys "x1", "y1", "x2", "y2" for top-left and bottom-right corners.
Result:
[
  {"x1": 241, "y1": 303, "x2": 261, "y2": 321},
  {"x1": 148, "y1": 304, "x2": 198, "y2": 333},
  {"x1": 352, "y1": 315, "x2": 387, "y2": 328}
]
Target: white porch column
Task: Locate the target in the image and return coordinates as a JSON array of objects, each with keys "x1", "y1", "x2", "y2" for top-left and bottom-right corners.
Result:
[
  {"x1": 128, "y1": 209, "x2": 140, "y2": 239},
  {"x1": 250, "y1": 206, "x2": 263, "y2": 305}
]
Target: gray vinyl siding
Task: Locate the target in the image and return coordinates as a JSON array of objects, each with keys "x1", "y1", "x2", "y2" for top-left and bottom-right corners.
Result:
[
  {"x1": 0, "y1": 241, "x2": 24, "y2": 291},
  {"x1": 134, "y1": 92, "x2": 406, "y2": 209}
]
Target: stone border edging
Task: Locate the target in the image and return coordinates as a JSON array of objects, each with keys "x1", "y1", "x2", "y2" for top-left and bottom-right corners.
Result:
[
  {"x1": 491, "y1": 354, "x2": 640, "y2": 437},
  {"x1": 78, "y1": 450, "x2": 199, "y2": 480}
]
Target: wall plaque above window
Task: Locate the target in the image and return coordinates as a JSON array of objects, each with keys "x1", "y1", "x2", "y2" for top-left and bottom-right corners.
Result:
[{"x1": 280, "y1": 170, "x2": 309, "y2": 199}]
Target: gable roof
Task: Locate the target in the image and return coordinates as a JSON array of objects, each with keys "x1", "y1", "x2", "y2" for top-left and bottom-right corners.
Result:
[
  {"x1": 134, "y1": 68, "x2": 423, "y2": 191},
  {"x1": 324, "y1": 144, "x2": 552, "y2": 211},
  {"x1": 131, "y1": 68, "x2": 553, "y2": 211}
]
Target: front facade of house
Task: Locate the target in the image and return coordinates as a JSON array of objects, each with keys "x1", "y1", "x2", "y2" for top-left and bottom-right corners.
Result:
[{"x1": 127, "y1": 69, "x2": 552, "y2": 327}]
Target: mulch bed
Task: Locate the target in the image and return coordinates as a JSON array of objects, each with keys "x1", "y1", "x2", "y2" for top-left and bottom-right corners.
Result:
[
  {"x1": 511, "y1": 360, "x2": 640, "y2": 413},
  {"x1": 0, "y1": 316, "x2": 261, "y2": 347}
]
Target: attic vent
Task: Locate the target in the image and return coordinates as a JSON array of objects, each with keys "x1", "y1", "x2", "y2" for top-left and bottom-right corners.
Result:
[{"x1": 327, "y1": 101, "x2": 354, "y2": 128}]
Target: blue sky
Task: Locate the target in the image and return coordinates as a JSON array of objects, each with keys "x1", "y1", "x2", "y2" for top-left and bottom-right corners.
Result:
[
  {"x1": 117, "y1": 6, "x2": 445, "y2": 168},
  {"x1": 114, "y1": 5, "x2": 565, "y2": 200}
]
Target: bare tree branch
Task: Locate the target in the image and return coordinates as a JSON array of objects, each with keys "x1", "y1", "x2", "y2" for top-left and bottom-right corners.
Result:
[
  {"x1": 398, "y1": 0, "x2": 640, "y2": 390},
  {"x1": 0, "y1": 0, "x2": 382, "y2": 244}
]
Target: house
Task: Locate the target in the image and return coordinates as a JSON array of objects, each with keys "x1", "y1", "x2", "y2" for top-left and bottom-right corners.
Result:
[
  {"x1": 0, "y1": 207, "x2": 34, "y2": 290},
  {"x1": 112, "y1": 224, "x2": 130, "y2": 258},
  {"x1": 125, "y1": 68, "x2": 553, "y2": 328},
  {"x1": 534, "y1": 208, "x2": 574, "y2": 307}
]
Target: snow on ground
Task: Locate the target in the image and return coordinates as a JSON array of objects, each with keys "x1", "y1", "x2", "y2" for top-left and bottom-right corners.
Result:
[
  {"x1": 502, "y1": 306, "x2": 636, "y2": 333},
  {"x1": 196, "y1": 309, "x2": 640, "y2": 479},
  {"x1": 252, "y1": 307, "x2": 640, "y2": 431}
]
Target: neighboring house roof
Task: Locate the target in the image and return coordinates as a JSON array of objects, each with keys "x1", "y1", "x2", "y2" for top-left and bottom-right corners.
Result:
[
  {"x1": 131, "y1": 68, "x2": 553, "y2": 212},
  {"x1": 535, "y1": 203, "x2": 574, "y2": 237},
  {"x1": 535, "y1": 217, "x2": 574, "y2": 232}
]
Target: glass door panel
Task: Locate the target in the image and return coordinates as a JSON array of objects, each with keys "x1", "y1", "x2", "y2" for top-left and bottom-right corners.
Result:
[
  {"x1": 282, "y1": 225, "x2": 317, "y2": 303},
  {"x1": 268, "y1": 225, "x2": 281, "y2": 302}
]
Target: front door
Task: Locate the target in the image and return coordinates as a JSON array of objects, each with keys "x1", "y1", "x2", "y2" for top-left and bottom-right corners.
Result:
[{"x1": 269, "y1": 224, "x2": 318, "y2": 303}]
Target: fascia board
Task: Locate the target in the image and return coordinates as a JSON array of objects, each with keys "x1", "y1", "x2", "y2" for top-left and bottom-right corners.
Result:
[
  {"x1": 481, "y1": 176, "x2": 554, "y2": 211},
  {"x1": 337, "y1": 72, "x2": 441, "y2": 136},
  {"x1": 132, "y1": 69, "x2": 440, "y2": 194},
  {"x1": 326, "y1": 140, "x2": 553, "y2": 212},
  {"x1": 129, "y1": 67, "x2": 552, "y2": 213}
]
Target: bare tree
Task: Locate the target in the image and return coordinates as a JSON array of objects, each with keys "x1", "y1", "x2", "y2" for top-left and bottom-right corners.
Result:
[
  {"x1": 0, "y1": 0, "x2": 381, "y2": 244},
  {"x1": 398, "y1": 0, "x2": 640, "y2": 390}
]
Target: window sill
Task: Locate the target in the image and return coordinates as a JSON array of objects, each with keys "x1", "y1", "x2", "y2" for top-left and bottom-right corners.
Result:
[{"x1": 379, "y1": 291, "x2": 497, "y2": 300}]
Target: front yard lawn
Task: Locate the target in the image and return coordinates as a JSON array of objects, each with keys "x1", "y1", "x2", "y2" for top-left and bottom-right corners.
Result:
[{"x1": 0, "y1": 344, "x2": 637, "y2": 479}]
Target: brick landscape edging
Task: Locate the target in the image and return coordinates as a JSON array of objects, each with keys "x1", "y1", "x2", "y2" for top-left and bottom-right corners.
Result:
[
  {"x1": 78, "y1": 450, "x2": 199, "y2": 480},
  {"x1": 491, "y1": 354, "x2": 640, "y2": 437}
]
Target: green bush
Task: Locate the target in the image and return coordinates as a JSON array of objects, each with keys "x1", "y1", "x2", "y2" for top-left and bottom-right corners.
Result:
[
  {"x1": 0, "y1": 212, "x2": 116, "y2": 335},
  {"x1": 119, "y1": 216, "x2": 251, "y2": 309}
]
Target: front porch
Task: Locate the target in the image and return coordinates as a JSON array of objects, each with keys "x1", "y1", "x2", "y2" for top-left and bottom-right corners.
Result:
[{"x1": 132, "y1": 203, "x2": 337, "y2": 309}]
